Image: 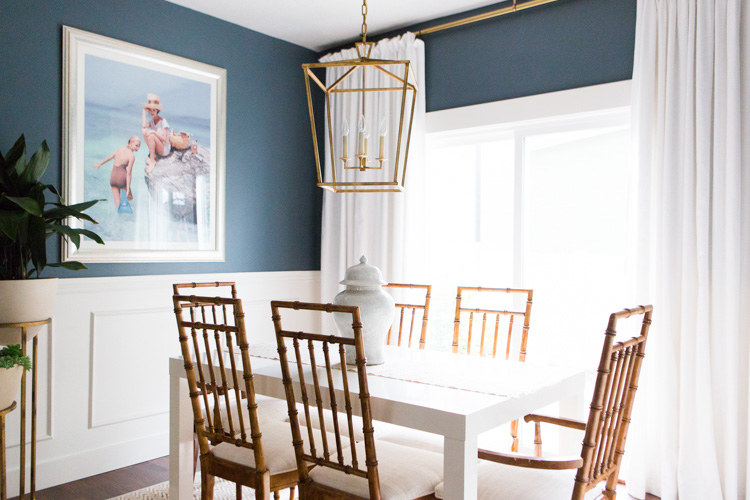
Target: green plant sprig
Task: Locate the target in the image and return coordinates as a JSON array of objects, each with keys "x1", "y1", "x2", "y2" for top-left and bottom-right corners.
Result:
[
  {"x1": 0, "y1": 344, "x2": 31, "y2": 371},
  {"x1": 0, "y1": 135, "x2": 105, "y2": 279}
]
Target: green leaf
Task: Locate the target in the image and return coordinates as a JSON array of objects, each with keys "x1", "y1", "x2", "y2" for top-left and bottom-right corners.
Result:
[
  {"x1": 4, "y1": 195, "x2": 42, "y2": 216},
  {"x1": 44, "y1": 184, "x2": 61, "y2": 197},
  {"x1": 3, "y1": 136, "x2": 26, "y2": 173},
  {"x1": 28, "y1": 215, "x2": 46, "y2": 273},
  {"x1": 0, "y1": 210, "x2": 22, "y2": 241},
  {"x1": 16, "y1": 214, "x2": 28, "y2": 245},
  {"x1": 48, "y1": 223, "x2": 80, "y2": 248},
  {"x1": 76, "y1": 228, "x2": 104, "y2": 245},
  {"x1": 23, "y1": 140, "x2": 50, "y2": 182},
  {"x1": 0, "y1": 344, "x2": 31, "y2": 371},
  {"x1": 43, "y1": 206, "x2": 96, "y2": 224},
  {"x1": 48, "y1": 261, "x2": 87, "y2": 271},
  {"x1": 63, "y1": 199, "x2": 101, "y2": 213}
]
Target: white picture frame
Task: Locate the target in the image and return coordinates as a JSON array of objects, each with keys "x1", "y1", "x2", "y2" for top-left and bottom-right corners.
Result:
[{"x1": 62, "y1": 26, "x2": 226, "y2": 263}]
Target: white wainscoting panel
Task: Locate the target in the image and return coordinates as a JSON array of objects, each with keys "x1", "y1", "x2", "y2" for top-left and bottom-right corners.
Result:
[
  {"x1": 89, "y1": 306, "x2": 178, "y2": 428},
  {"x1": 1, "y1": 270, "x2": 320, "y2": 497}
]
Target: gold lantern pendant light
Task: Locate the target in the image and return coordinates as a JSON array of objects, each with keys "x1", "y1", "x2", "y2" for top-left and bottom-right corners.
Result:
[{"x1": 303, "y1": 0, "x2": 418, "y2": 193}]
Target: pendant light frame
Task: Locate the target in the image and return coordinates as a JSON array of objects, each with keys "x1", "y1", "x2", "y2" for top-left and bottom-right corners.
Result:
[{"x1": 303, "y1": 4, "x2": 418, "y2": 193}]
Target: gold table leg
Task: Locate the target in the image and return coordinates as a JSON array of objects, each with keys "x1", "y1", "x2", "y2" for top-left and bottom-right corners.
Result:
[
  {"x1": 1, "y1": 411, "x2": 6, "y2": 500},
  {"x1": 31, "y1": 335, "x2": 37, "y2": 499},
  {"x1": 0, "y1": 402, "x2": 17, "y2": 500},
  {"x1": 17, "y1": 327, "x2": 38, "y2": 499},
  {"x1": 19, "y1": 328, "x2": 26, "y2": 500}
]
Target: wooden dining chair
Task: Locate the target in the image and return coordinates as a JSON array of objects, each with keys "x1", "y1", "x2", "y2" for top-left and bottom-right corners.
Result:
[
  {"x1": 173, "y1": 283, "x2": 291, "y2": 483},
  {"x1": 383, "y1": 283, "x2": 432, "y2": 349},
  {"x1": 452, "y1": 286, "x2": 533, "y2": 360},
  {"x1": 173, "y1": 288, "x2": 299, "y2": 500},
  {"x1": 434, "y1": 305, "x2": 653, "y2": 500},
  {"x1": 271, "y1": 300, "x2": 443, "y2": 499},
  {"x1": 453, "y1": 286, "x2": 533, "y2": 452}
]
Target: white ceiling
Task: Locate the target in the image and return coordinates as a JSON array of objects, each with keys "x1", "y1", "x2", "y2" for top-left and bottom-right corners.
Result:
[{"x1": 164, "y1": 0, "x2": 508, "y2": 52}]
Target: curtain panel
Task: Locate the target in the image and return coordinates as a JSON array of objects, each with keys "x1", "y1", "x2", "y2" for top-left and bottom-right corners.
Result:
[
  {"x1": 628, "y1": 1, "x2": 750, "y2": 498},
  {"x1": 319, "y1": 33, "x2": 427, "y2": 303}
]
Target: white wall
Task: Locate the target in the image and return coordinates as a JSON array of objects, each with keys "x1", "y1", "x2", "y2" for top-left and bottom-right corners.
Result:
[{"x1": 3, "y1": 270, "x2": 320, "y2": 496}]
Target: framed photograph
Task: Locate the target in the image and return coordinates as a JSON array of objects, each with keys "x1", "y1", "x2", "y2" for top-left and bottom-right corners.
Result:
[{"x1": 62, "y1": 26, "x2": 226, "y2": 262}]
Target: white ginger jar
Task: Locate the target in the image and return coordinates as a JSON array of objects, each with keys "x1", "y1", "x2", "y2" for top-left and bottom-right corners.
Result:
[{"x1": 333, "y1": 256, "x2": 394, "y2": 365}]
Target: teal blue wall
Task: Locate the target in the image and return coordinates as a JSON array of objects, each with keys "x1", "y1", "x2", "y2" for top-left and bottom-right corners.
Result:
[
  {"x1": 0, "y1": 0, "x2": 322, "y2": 277},
  {"x1": 1, "y1": 0, "x2": 636, "y2": 278}
]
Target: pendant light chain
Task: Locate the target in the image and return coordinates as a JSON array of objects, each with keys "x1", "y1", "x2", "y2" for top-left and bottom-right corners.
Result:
[{"x1": 361, "y1": 0, "x2": 368, "y2": 43}]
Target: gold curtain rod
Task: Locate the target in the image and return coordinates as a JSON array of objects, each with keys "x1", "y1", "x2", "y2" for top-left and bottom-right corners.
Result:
[{"x1": 415, "y1": 0, "x2": 559, "y2": 36}]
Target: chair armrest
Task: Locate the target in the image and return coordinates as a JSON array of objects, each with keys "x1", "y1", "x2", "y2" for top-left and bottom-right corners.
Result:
[
  {"x1": 478, "y1": 448, "x2": 583, "y2": 470},
  {"x1": 524, "y1": 414, "x2": 586, "y2": 431}
]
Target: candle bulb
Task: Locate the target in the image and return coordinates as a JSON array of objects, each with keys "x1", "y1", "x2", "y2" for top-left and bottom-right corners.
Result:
[
  {"x1": 364, "y1": 134, "x2": 369, "y2": 156},
  {"x1": 342, "y1": 119, "x2": 350, "y2": 158},
  {"x1": 378, "y1": 118, "x2": 388, "y2": 158},
  {"x1": 357, "y1": 115, "x2": 366, "y2": 156}
]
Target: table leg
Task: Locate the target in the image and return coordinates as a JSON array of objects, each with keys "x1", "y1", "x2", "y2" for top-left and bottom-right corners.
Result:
[
  {"x1": 169, "y1": 365, "x2": 193, "y2": 499},
  {"x1": 1, "y1": 414, "x2": 6, "y2": 500},
  {"x1": 443, "y1": 434, "x2": 478, "y2": 500},
  {"x1": 559, "y1": 372, "x2": 587, "y2": 454},
  {"x1": 31, "y1": 336, "x2": 37, "y2": 499},
  {"x1": 19, "y1": 328, "x2": 26, "y2": 500}
]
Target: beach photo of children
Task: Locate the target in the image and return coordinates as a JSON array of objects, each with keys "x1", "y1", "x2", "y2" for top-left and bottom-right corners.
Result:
[
  {"x1": 62, "y1": 27, "x2": 226, "y2": 263},
  {"x1": 82, "y1": 54, "x2": 212, "y2": 246}
]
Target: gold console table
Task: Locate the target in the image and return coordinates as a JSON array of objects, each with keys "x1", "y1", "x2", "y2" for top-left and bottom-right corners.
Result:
[{"x1": 0, "y1": 319, "x2": 50, "y2": 499}]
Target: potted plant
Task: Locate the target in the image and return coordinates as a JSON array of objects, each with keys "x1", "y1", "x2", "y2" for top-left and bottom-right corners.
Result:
[
  {"x1": 0, "y1": 344, "x2": 30, "y2": 410},
  {"x1": 0, "y1": 135, "x2": 104, "y2": 342}
]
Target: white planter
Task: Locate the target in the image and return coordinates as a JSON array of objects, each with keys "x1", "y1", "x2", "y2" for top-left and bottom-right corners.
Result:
[
  {"x1": 333, "y1": 257, "x2": 394, "y2": 366},
  {"x1": 0, "y1": 365, "x2": 23, "y2": 410},
  {"x1": 0, "y1": 278, "x2": 58, "y2": 345}
]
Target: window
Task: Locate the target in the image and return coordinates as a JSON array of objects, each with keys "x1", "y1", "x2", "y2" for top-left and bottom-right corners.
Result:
[{"x1": 421, "y1": 84, "x2": 632, "y2": 364}]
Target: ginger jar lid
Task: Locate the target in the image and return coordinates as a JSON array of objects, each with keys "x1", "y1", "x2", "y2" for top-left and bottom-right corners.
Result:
[{"x1": 340, "y1": 256, "x2": 387, "y2": 287}]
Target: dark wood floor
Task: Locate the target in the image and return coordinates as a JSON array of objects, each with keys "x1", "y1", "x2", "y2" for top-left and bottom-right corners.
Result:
[
  {"x1": 18, "y1": 456, "x2": 169, "y2": 500},
  {"x1": 23, "y1": 455, "x2": 661, "y2": 499}
]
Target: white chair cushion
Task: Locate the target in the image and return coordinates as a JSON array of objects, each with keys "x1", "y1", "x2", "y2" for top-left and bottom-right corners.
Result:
[
  {"x1": 309, "y1": 440, "x2": 443, "y2": 499},
  {"x1": 211, "y1": 421, "x2": 297, "y2": 474},
  {"x1": 211, "y1": 421, "x2": 349, "y2": 474},
  {"x1": 434, "y1": 461, "x2": 576, "y2": 500}
]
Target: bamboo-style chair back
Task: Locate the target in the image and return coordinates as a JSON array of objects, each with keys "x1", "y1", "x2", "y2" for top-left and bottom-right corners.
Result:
[
  {"x1": 383, "y1": 283, "x2": 432, "y2": 349},
  {"x1": 452, "y1": 286, "x2": 533, "y2": 360},
  {"x1": 453, "y1": 286, "x2": 533, "y2": 452},
  {"x1": 573, "y1": 305, "x2": 653, "y2": 498},
  {"x1": 271, "y1": 301, "x2": 383, "y2": 499},
  {"x1": 173, "y1": 285, "x2": 269, "y2": 476}
]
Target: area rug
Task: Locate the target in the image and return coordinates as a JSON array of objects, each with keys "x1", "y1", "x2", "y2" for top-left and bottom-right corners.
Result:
[{"x1": 108, "y1": 478, "x2": 294, "y2": 499}]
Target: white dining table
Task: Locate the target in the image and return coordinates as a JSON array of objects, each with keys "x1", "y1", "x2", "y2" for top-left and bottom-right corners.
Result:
[{"x1": 169, "y1": 345, "x2": 586, "y2": 500}]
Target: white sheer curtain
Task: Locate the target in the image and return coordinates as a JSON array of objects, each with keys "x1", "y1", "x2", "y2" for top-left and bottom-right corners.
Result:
[
  {"x1": 627, "y1": 1, "x2": 750, "y2": 498},
  {"x1": 319, "y1": 33, "x2": 427, "y2": 303}
]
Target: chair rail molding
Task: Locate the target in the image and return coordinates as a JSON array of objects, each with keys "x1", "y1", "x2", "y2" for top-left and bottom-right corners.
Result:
[{"x1": 1, "y1": 270, "x2": 320, "y2": 497}]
